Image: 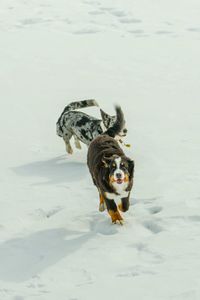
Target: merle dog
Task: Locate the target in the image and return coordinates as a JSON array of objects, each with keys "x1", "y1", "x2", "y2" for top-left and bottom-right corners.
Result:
[{"x1": 56, "y1": 99, "x2": 127, "y2": 154}]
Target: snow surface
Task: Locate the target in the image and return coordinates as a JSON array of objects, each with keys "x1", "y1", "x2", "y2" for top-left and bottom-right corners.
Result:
[{"x1": 1, "y1": 0, "x2": 200, "y2": 299}]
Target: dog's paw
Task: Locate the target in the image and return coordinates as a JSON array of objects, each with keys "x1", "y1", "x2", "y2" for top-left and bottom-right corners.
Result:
[
  {"x1": 108, "y1": 210, "x2": 123, "y2": 224},
  {"x1": 99, "y1": 202, "x2": 106, "y2": 212},
  {"x1": 66, "y1": 148, "x2": 73, "y2": 155},
  {"x1": 112, "y1": 219, "x2": 124, "y2": 226}
]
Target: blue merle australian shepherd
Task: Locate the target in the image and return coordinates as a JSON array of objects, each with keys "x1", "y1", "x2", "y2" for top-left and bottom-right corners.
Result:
[{"x1": 56, "y1": 99, "x2": 128, "y2": 154}]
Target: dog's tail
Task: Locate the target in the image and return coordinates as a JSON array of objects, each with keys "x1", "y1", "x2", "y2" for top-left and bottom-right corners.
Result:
[
  {"x1": 59, "y1": 99, "x2": 99, "y2": 116},
  {"x1": 104, "y1": 106, "x2": 125, "y2": 138},
  {"x1": 56, "y1": 99, "x2": 99, "y2": 136}
]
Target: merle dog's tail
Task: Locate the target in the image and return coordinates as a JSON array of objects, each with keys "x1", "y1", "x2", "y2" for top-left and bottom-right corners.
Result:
[
  {"x1": 104, "y1": 106, "x2": 125, "y2": 138},
  {"x1": 56, "y1": 99, "x2": 99, "y2": 136},
  {"x1": 59, "y1": 99, "x2": 99, "y2": 116}
]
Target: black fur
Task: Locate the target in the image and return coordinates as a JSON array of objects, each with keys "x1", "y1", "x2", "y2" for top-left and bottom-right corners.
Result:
[
  {"x1": 87, "y1": 106, "x2": 134, "y2": 223},
  {"x1": 104, "y1": 106, "x2": 125, "y2": 138}
]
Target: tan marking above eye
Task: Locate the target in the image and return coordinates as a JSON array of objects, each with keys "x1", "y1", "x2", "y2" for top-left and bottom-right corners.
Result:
[{"x1": 112, "y1": 163, "x2": 116, "y2": 167}]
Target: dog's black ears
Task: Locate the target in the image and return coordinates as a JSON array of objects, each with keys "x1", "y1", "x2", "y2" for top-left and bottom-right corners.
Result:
[
  {"x1": 100, "y1": 109, "x2": 113, "y2": 128},
  {"x1": 102, "y1": 156, "x2": 112, "y2": 168},
  {"x1": 102, "y1": 155, "x2": 119, "y2": 168},
  {"x1": 127, "y1": 158, "x2": 134, "y2": 178}
]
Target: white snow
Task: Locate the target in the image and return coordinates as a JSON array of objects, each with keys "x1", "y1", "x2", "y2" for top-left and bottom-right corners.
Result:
[{"x1": 0, "y1": 0, "x2": 200, "y2": 299}]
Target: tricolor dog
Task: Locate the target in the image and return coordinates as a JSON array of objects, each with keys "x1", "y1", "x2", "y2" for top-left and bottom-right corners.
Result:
[
  {"x1": 87, "y1": 106, "x2": 134, "y2": 224},
  {"x1": 56, "y1": 99, "x2": 127, "y2": 154}
]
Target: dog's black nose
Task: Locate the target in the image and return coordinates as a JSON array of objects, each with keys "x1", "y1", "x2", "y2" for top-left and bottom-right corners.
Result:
[
  {"x1": 116, "y1": 173, "x2": 122, "y2": 179},
  {"x1": 123, "y1": 128, "x2": 127, "y2": 134}
]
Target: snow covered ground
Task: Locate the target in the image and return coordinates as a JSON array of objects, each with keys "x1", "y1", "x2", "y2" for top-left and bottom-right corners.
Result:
[{"x1": 1, "y1": 0, "x2": 200, "y2": 299}]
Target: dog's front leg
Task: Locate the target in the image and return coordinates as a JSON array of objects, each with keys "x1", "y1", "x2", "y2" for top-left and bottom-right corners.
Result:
[
  {"x1": 99, "y1": 193, "x2": 106, "y2": 212},
  {"x1": 118, "y1": 194, "x2": 130, "y2": 212},
  {"x1": 104, "y1": 198, "x2": 123, "y2": 225},
  {"x1": 74, "y1": 135, "x2": 82, "y2": 150}
]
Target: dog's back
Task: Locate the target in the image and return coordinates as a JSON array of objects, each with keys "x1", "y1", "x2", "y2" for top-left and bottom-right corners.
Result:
[
  {"x1": 87, "y1": 135, "x2": 124, "y2": 180},
  {"x1": 87, "y1": 106, "x2": 125, "y2": 181},
  {"x1": 56, "y1": 99, "x2": 99, "y2": 137}
]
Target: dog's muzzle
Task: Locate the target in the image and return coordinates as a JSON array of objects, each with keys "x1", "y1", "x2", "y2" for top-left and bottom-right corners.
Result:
[{"x1": 115, "y1": 172, "x2": 124, "y2": 184}]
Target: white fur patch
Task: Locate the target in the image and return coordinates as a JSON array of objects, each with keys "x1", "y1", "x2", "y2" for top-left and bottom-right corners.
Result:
[
  {"x1": 100, "y1": 121, "x2": 106, "y2": 132},
  {"x1": 105, "y1": 156, "x2": 129, "y2": 202},
  {"x1": 113, "y1": 157, "x2": 125, "y2": 181},
  {"x1": 105, "y1": 190, "x2": 129, "y2": 201},
  {"x1": 112, "y1": 181, "x2": 128, "y2": 195}
]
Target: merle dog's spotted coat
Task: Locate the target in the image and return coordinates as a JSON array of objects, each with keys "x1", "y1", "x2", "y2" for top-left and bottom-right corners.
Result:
[{"x1": 56, "y1": 99, "x2": 121, "y2": 154}]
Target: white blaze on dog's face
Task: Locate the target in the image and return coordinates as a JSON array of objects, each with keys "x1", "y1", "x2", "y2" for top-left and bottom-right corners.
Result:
[
  {"x1": 113, "y1": 157, "x2": 125, "y2": 181},
  {"x1": 108, "y1": 156, "x2": 130, "y2": 194}
]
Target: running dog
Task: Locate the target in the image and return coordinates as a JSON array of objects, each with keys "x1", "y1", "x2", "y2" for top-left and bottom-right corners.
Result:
[
  {"x1": 56, "y1": 99, "x2": 127, "y2": 154},
  {"x1": 87, "y1": 106, "x2": 134, "y2": 224}
]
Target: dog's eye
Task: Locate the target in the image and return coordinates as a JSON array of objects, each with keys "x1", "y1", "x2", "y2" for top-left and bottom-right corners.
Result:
[{"x1": 120, "y1": 162, "x2": 126, "y2": 168}]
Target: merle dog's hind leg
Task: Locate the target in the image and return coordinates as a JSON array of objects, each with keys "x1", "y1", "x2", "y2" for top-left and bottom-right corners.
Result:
[
  {"x1": 64, "y1": 139, "x2": 73, "y2": 154},
  {"x1": 74, "y1": 135, "x2": 82, "y2": 150},
  {"x1": 63, "y1": 132, "x2": 73, "y2": 154}
]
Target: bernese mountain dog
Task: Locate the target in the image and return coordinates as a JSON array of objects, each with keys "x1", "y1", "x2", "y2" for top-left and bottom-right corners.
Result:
[{"x1": 87, "y1": 106, "x2": 134, "y2": 225}]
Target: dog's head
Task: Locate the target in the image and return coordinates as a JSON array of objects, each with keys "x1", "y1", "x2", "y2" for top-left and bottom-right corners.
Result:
[
  {"x1": 102, "y1": 155, "x2": 134, "y2": 191},
  {"x1": 100, "y1": 109, "x2": 128, "y2": 138}
]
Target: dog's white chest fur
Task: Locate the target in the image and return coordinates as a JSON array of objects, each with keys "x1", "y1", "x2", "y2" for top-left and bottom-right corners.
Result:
[
  {"x1": 112, "y1": 181, "x2": 129, "y2": 195},
  {"x1": 105, "y1": 182, "x2": 129, "y2": 202},
  {"x1": 105, "y1": 157, "x2": 129, "y2": 201}
]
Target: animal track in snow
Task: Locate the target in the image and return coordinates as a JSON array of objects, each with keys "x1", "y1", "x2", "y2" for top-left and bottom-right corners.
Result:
[
  {"x1": 131, "y1": 197, "x2": 158, "y2": 206},
  {"x1": 39, "y1": 4, "x2": 51, "y2": 8},
  {"x1": 143, "y1": 220, "x2": 163, "y2": 234},
  {"x1": 46, "y1": 207, "x2": 64, "y2": 218},
  {"x1": 99, "y1": 7, "x2": 115, "y2": 12},
  {"x1": 148, "y1": 206, "x2": 163, "y2": 215},
  {"x1": 135, "y1": 34, "x2": 149, "y2": 38},
  {"x1": 13, "y1": 296, "x2": 24, "y2": 300},
  {"x1": 155, "y1": 30, "x2": 172, "y2": 35},
  {"x1": 132, "y1": 242, "x2": 164, "y2": 264},
  {"x1": 119, "y1": 17, "x2": 142, "y2": 24},
  {"x1": 31, "y1": 207, "x2": 64, "y2": 219},
  {"x1": 88, "y1": 10, "x2": 104, "y2": 15},
  {"x1": 89, "y1": 214, "x2": 118, "y2": 235},
  {"x1": 168, "y1": 215, "x2": 200, "y2": 223},
  {"x1": 61, "y1": 18, "x2": 72, "y2": 24},
  {"x1": 128, "y1": 29, "x2": 144, "y2": 34},
  {"x1": 117, "y1": 265, "x2": 156, "y2": 278},
  {"x1": 187, "y1": 27, "x2": 200, "y2": 32},
  {"x1": 20, "y1": 18, "x2": 45, "y2": 26},
  {"x1": 188, "y1": 215, "x2": 200, "y2": 222},
  {"x1": 83, "y1": 0, "x2": 100, "y2": 6},
  {"x1": 73, "y1": 28, "x2": 101, "y2": 35},
  {"x1": 109, "y1": 10, "x2": 127, "y2": 17}
]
